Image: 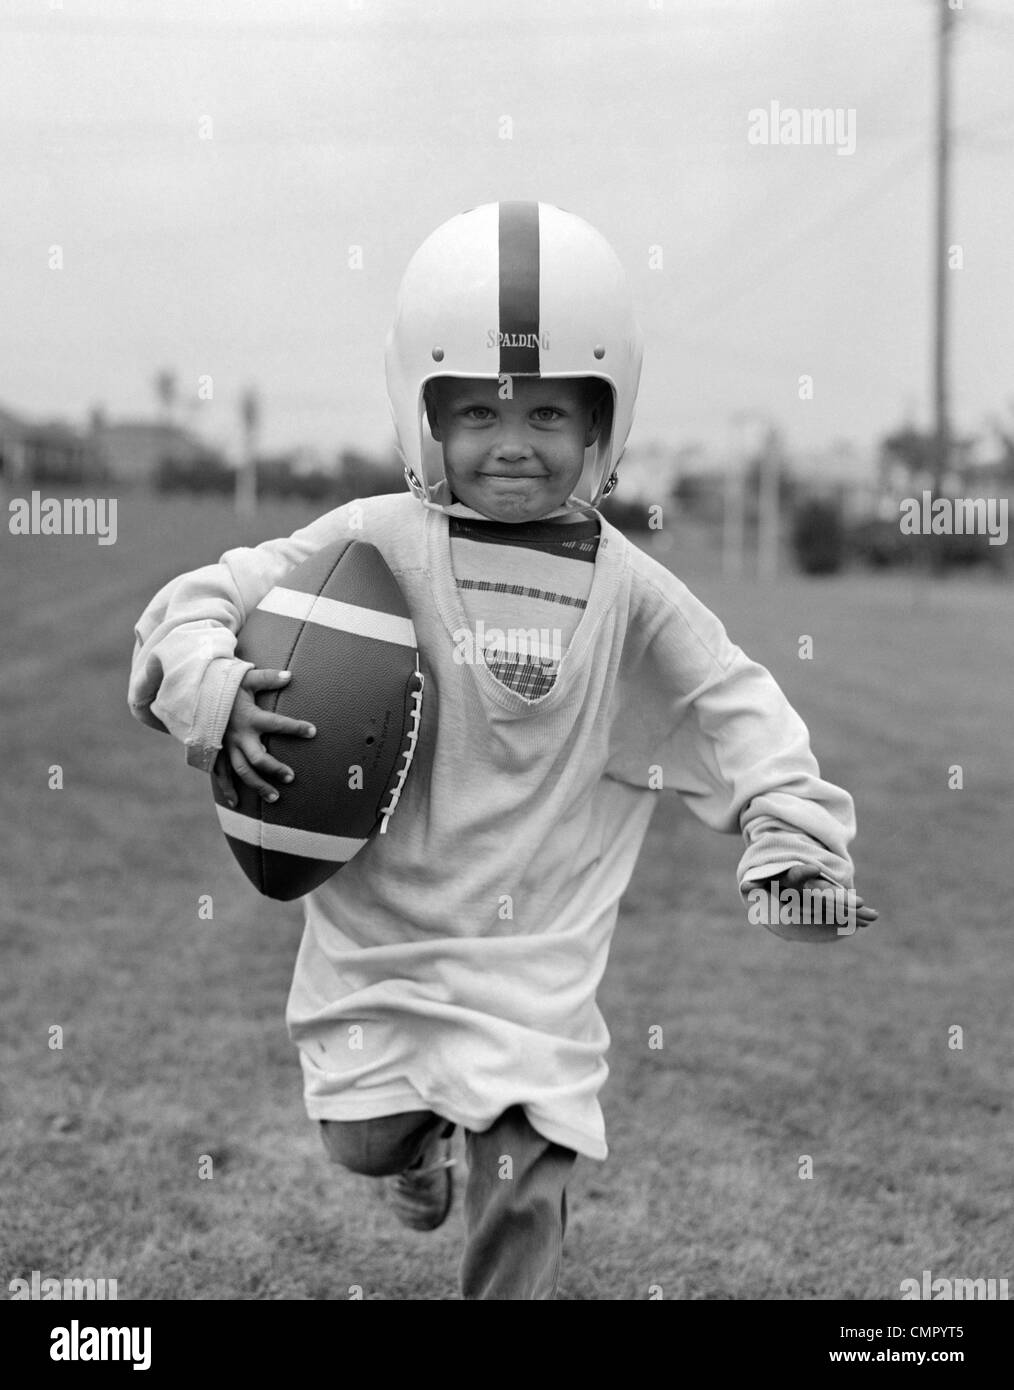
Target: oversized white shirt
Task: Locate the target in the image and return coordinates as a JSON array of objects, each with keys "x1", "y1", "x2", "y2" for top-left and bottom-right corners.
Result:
[{"x1": 128, "y1": 492, "x2": 856, "y2": 1160}]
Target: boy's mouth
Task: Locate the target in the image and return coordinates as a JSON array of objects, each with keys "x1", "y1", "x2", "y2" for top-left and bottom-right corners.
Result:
[{"x1": 478, "y1": 471, "x2": 546, "y2": 481}]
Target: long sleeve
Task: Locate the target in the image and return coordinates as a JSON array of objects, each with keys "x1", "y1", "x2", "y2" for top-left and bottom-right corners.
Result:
[
  {"x1": 605, "y1": 563, "x2": 856, "y2": 894},
  {"x1": 127, "y1": 501, "x2": 360, "y2": 771}
]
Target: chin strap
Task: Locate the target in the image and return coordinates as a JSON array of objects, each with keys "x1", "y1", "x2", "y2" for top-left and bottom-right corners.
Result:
[{"x1": 404, "y1": 464, "x2": 426, "y2": 501}]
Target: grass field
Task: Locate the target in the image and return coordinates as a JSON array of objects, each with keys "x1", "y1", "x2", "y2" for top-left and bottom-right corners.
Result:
[{"x1": 2, "y1": 493, "x2": 1011, "y2": 1300}]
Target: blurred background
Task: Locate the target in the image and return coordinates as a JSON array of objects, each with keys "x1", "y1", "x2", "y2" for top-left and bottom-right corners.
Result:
[
  {"x1": 3, "y1": 0, "x2": 1012, "y2": 1302},
  {"x1": 2, "y1": 0, "x2": 1012, "y2": 576}
]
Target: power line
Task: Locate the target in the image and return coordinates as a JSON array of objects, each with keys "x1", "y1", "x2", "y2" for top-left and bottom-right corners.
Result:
[
  {"x1": 954, "y1": 98, "x2": 1014, "y2": 137},
  {"x1": 962, "y1": 7, "x2": 1014, "y2": 36},
  {"x1": 669, "y1": 32, "x2": 937, "y2": 280},
  {"x1": 679, "y1": 138, "x2": 929, "y2": 324},
  {"x1": 961, "y1": 136, "x2": 1014, "y2": 150}
]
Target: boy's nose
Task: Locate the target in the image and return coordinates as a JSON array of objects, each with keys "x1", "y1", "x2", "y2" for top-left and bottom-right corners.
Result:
[{"x1": 491, "y1": 429, "x2": 533, "y2": 461}]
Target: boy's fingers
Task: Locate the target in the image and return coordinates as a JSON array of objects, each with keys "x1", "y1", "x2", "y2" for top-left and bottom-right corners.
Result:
[
  {"x1": 782, "y1": 881, "x2": 880, "y2": 930},
  {"x1": 211, "y1": 750, "x2": 237, "y2": 807},
  {"x1": 240, "y1": 738, "x2": 295, "y2": 787},
  {"x1": 795, "y1": 878, "x2": 859, "y2": 902},
  {"x1": 241, "y1": 668, "x2": 292, "y2": 693},
  {"x1": 250, "y1": 709, "x2": 316, "y2": 739},
  {"x1": 805, "y1": 880, "x2": 872, "y2": 911},
  {"x1": 232, "y1": 746, "x2": 285, "y2": 802}
]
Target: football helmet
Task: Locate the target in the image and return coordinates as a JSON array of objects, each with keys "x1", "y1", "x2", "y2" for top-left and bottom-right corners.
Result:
[{"x1": 384, "y1": 201, "x2": 643, "y2": 508}]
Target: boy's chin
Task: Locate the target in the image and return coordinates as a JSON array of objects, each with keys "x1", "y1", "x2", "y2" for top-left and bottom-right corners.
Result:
[
  {"x1": 453, "y1": 480, "x2": 572, "y2": 523},
  {"x1": 477, "y1": 502, "x2": 558, "y2": 523},
  {"x1": 477, "y1": 500, "x2": 547, "y2": 522}
]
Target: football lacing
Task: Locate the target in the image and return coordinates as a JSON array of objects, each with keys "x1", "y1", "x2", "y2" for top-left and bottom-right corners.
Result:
[{"x1": 378, "y1": 659, "x2": 424, "y2": 834}]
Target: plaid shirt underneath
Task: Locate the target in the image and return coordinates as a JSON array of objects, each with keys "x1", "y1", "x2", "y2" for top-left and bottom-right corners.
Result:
[{"x1": 482, "y1": 649, "x2": 560, "y2": 701}]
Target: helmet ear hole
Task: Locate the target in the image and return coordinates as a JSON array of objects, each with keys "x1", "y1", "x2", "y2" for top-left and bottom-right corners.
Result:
[
  {"x1": 586, "y1": 382, "x2": 613, "y2": 447},
  {"x1": 420, "y1": 406, "x2": 444, "y2": 485},
  {"x1": 422, "y1": 382, "x2": 442, "y2": 441}
]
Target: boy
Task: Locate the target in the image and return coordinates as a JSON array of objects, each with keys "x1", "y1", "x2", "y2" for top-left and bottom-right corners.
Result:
[{"x1": 128, "y1": 201, "x2": 877, "y2": 1301}]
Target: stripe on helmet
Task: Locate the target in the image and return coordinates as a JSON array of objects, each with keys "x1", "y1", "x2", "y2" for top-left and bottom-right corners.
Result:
[{"x1": 497, "y1": 201, "x2": 541, "y2": 375}]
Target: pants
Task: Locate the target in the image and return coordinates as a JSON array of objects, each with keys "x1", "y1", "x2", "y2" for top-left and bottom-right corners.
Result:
[{"x1": 320, "y1": 1105, "x2": 576, "y2": 1300}]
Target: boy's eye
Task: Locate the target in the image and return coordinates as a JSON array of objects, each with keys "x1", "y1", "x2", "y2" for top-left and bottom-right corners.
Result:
[
  {"x1": 531, "y1": 407, "x2": 563, "y2": 422},
  {"x1": 462, "y1": 406, "x2": 495, "y2": 421}
]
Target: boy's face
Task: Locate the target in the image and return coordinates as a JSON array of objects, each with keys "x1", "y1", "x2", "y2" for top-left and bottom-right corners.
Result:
[{"x1": 423, "y1": 376, "x2": 607, "y2": 522}]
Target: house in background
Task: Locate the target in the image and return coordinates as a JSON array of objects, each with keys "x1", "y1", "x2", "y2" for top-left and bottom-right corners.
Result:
[
  {"x1": 0, "y1": 401, "x2": 105, "y2": 487},
  {"x1": 88, "y1": 416, "x2": 213, "y2": 486},
  {"x1": 0, "y1": 402, "x2": 29, "y2": 486},
  {"x1": 27, "y1": 420, "x2": 107, "y2": 485},
  {"x1": 1, "y1": 401, "x2": 229, "y2": 490}
]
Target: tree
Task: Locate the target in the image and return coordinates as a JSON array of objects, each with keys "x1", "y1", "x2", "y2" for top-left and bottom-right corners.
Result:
[
  {"x1": 236, "y1": 386, "x2": 261, "y2": 521},
  {"x1": 154, "y1": 370, "x2": 177, "y2": 425}
]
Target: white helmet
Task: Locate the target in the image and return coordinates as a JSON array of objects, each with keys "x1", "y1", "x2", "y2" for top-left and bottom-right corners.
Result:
[{"x1": 384, "y1": 201, "x2": 643, "y2": 509}]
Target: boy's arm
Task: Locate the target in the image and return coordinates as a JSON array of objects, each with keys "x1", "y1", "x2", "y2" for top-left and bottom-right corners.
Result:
[
  {"x1": 606, "y1": 575, "x2": 856, "y2": 895},
  {"x1": 128, "y1": 502, "x2": 361, "y2": 772}
]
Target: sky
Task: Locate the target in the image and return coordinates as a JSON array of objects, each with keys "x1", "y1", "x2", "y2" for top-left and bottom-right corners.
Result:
[{"x1": 1, "y1": 0, "x2": 1012, "y2": 478}]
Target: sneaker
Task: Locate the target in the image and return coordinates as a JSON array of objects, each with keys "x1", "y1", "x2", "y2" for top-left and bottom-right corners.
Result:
[{"x1": 389, "y1": 1129, "x2": 455, "y2": 1231}]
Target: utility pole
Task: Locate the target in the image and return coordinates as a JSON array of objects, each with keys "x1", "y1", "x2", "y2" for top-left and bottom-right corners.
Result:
[
  {"x1": 932, "y1": 0, "x2": 955, "y2": 495},
  {"x1": 722, "y1": 418, "x2": 746, "y2": 580},
  {"x1": 757, "y1": 425, "x2": 781, "y2": 581},
  {"x1": 236, "y1": 386, "x2": 259, "y2": 524}
]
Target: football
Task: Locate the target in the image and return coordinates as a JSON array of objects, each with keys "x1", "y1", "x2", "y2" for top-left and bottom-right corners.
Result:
[{"x1": 211, "y1": 538, "x2": 424, "y2": 901}]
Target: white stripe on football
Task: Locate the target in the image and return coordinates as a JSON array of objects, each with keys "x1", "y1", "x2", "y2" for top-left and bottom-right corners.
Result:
[
  {"x1": 215, "y1": 803, "x2": 369, "y2": 863},
  {"x1": 256, "y1": 586, "x2": 417, "y2": 648}
]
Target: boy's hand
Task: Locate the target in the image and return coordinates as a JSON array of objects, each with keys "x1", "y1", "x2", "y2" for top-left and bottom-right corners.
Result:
[
  {"x1": 748, "y1": 862, "x2": 880, "y2": 943},
  {"x1": 211, "y1": 669, "x2": 316, "y2": 807}
]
